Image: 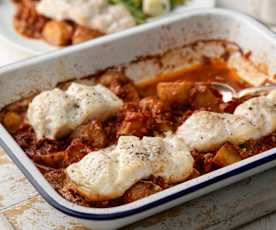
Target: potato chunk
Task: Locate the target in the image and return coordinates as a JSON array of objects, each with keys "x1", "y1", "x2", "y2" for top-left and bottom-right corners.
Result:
[
  {"x1": 97, "y1": 71, "x2": 140, "y2": 101},
  {"x1": 33, "y1": 151, "x2": 65, "y2": 168},
  {"x1": 123, "y1": 181, "x2": 162, "y2": 203},
  {"x1": 3, "y1": 112, "x2": 22, "y2": 133},
  {"x1": 157, "y1": 81, "x2": 192, "y2": 105},
  {"x1": 72, "y1": 26, "x2": 103, "y2": 44},
  {"x1": 213, "y1": 143, "x2": 242, "y2": 167},
  {"x1": 70, "y1": 120, "x2": 107, "y2": 149},
  {"x1": 42, "y1": 20, "x2": 73, "y2": 46},
  {"x1": 190, "y1": 85, "x2": 221, "y2": 111}
]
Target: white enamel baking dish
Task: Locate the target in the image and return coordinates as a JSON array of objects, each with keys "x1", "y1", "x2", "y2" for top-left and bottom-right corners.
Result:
[{"x1": 1, "y1": 8, "x2": 276, "y2": 230}]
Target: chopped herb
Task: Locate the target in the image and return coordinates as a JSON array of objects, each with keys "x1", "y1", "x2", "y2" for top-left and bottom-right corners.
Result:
[
  {"x1": 108, "y1": 0, "x2": 146, "y2": 24},
  {"x1": 170, "y1": 0, "x2": 186, "y2": 9}
]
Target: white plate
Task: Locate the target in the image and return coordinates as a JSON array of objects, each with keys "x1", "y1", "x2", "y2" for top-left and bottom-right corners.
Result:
[
  {"x1": 0, "y1": 0, "x2": 215, "y2": 54},
  {"x1": 0, "y1": 0, "x2": 57, "y2": 54}
]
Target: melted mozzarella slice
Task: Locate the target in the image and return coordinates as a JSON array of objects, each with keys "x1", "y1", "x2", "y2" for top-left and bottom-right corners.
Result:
[
  {"x1": 234, "y1": 90, "x2": 276, "y2": 138},
  {"x1": 36, "y1": 0, "x2": 136, "y2": 34},
  {"x1": 66, "y1": 135, "x2": 194, "y2": 201},
  {"x1": 27, "y1": 83, "x2": 123, "y2": 140},
  {"x1": 176, "y1": 111, "x2": 258, "y2": 152}
]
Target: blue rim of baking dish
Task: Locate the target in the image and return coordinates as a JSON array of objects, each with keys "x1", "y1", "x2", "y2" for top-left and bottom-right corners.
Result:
[{"x1": 1, "y1": 130, "x2": 276, "y2": 220}]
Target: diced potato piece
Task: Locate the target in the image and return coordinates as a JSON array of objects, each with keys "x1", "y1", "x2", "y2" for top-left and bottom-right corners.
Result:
[
  {"x1": 213, "y1": 143, "x2": 242, "y2": 167},
  {"x1": 63, "y1": 139, "x2": 92, "y2": 167},
  {"x1": 33, "y1": 151, "x2": 65, "y2": 168},
  {"x1": 191, "y1": 85, "x2": 221, "y2": 111},
  {"x1": 123, "y1": 181, "x2": 162, "y2": 203},
  {"x1": 143, "y1": 0, "x2": 170, "y2": 16},
  {"x1": 70, "y1": 120, "x2": 107, "y2": 149},
  {"x1": 42, "y1": 20, "x2": 73, "y2": 46},
  {"x1": 72, "y1": 26, "x2": 103, "y2": 44},
  {"x1": 157, "y1": 81, "x2": 193, "y2": 105},
  {"x1": 97, "y1": 71, "x2": 140, "y2": 101},
  {"x1": 3, "y1": 112, "x2": 22, "y2": 133},
  {"x1": 97, "y1": 71, "x2": 128, "y2": 86}
]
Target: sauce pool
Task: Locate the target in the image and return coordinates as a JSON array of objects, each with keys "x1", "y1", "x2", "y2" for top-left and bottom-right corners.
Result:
[{"x1": 137, "y1": 62, "x2": 250, "y2": 96}]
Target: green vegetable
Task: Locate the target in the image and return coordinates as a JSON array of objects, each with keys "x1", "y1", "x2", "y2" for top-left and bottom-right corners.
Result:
[
  {"x1": 170, "y1": 0, "x2": 186, "y2": 8},
  {"x1": 132, "y1": 0, "x2": 143, "y2": 8},
  {"x1": 108, "y1": 0, "x2": 187, "y2": 24},
  {"x1": 108, "y1": 0, "x2": 146, "y2": 24}
]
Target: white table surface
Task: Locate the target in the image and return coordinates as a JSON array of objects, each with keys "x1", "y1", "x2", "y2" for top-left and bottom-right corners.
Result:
[{"x1": 0, "y1": 32, "x2": 276, "y2": 230}]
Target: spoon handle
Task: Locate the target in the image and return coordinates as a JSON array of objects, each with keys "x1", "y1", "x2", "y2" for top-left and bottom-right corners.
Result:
[{"x1": 237, "y1": 85, "x2": 276, "y2": 98}]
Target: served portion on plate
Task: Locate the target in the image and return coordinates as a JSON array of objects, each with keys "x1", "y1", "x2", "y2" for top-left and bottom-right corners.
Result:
[
  {"x1": 0, "y1": 0, "x2": 214, "y2": 52},
  {"x1": 12, "y1": 0, "x2": 188, "y2": 46},
  {"x1": 1, "y1": 40, "x2": 275, "y2": 208}
]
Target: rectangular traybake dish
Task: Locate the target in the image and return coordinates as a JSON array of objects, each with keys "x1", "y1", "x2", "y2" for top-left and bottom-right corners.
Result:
[{"x1": 1, "y1": 8, "x2": 276, "y2": 230}]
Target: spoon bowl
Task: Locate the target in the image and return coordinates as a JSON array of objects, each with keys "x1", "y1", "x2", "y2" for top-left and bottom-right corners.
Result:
[
  {"x1": 210, "y1": 82, "x2": 276, "y2": 102},
  {"x1": 210, "y1": 82, "x2": 236, "y2": 102}
]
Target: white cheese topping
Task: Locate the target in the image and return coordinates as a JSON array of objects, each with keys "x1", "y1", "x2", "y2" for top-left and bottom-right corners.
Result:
[
  {"x1": 66, "y1": 135, "x2": 194, "y2": 201},
  {"x1": 36, "y1": 0, "x2": 136, "y2": 34},
  {"x1": 177, "y1": 90, "x2": 276, "y2": 151},
  {"x1": 234, "y1": 91, "x2": 276, "y2": 138},
  {"x1": 177, "y1": 111, "x2": 258, "y2": 152},
  {"x1": 27, "y1": 83, "x2": 123, "y2": 140}
]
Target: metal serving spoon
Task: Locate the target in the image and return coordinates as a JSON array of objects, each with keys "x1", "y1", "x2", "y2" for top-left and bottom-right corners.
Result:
[{"x1": 210, "y1": 82, "x2": 276, "y2": 102}]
